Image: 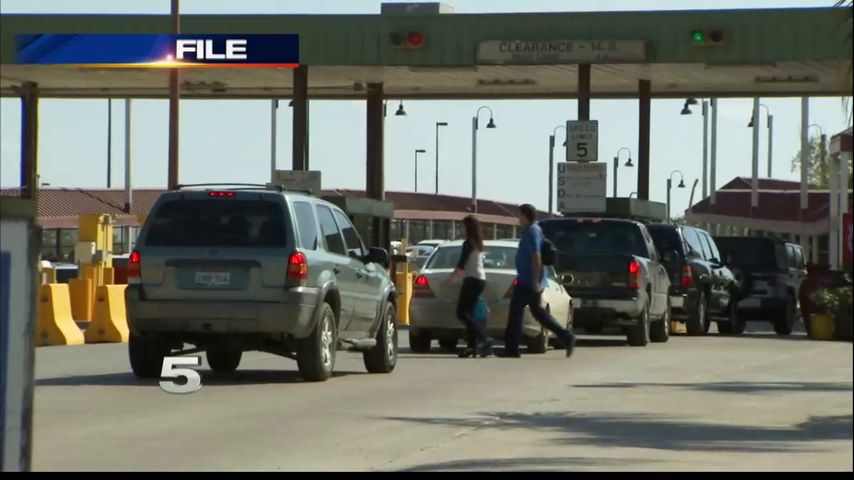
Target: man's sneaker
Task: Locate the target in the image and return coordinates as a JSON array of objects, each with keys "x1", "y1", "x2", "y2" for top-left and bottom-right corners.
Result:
[
  {"x1": 476, "y1": 339, "x2": 494, "y2": 358},
  {"x1": 564, "y1": 333, "x2": 577, "y2": 358}
]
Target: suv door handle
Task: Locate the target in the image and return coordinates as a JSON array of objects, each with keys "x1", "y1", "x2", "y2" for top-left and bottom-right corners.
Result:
[{"x1": 333, "y1": 267, "x2": 341, "y2": 276}]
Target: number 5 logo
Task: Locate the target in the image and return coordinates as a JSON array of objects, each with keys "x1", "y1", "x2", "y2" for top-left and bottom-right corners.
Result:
[{"x1": 160, "y1": 356, "x2": 202, "y2": 394}]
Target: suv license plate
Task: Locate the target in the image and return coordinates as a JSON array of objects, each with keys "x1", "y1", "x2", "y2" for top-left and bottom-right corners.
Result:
[{"x1": 195, "y1": 272, "x2": 230, "y2": 287}]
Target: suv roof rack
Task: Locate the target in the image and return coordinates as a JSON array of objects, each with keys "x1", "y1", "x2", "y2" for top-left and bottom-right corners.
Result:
[{"x1": 175, "y1": 183, "x2": 285, "y2": 192}]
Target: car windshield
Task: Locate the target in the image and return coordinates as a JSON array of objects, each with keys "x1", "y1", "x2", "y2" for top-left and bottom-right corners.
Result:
[
  {"x1": 540, "y1": 220, "x2": 647, "y2": 257},
  {"x1": 715, "y1": 238, "x2": 779, "y2": 270},
  {"x1": 144, "y1": 199, "x2": 288, "y2": 248},
  {"x1": 425, "y1": 245, "x2": 517, "y2": 270}
]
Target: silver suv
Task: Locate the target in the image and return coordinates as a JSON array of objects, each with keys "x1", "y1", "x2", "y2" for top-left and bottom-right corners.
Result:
[{"x1": 125, "y1": 185, "x2": 398, "y2": 382}]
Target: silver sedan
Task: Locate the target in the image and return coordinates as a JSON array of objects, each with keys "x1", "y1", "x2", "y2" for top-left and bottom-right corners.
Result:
[{"x1": 408, "y1": 240, "x2": 574, "y2": 354}]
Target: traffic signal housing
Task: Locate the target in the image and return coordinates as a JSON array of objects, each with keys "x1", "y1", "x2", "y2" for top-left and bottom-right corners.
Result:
[
  {"x1": 390, "y1": 31, "x2": 425, "y2": 50},
  {"x1": 690, "y1": 29, "x2": 725, "y2": 47}
]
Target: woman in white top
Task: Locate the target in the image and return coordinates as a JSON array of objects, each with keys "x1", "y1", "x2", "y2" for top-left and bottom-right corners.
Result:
[{"x1": 448, "y1": 215, "x2": 490, "y2": 358}]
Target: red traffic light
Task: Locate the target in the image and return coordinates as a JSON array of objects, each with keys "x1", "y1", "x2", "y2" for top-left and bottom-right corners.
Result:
[{"x1": 390, "y1": 31, "x2": 425, "y2": 49}]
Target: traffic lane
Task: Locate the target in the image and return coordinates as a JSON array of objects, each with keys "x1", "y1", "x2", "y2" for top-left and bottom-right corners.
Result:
[{"x1": 31, "y1": 331, "x2": 852, "y2": 471}]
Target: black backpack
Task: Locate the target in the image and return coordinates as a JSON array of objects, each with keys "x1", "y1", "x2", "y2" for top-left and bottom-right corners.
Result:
[{"x1": 541, "y1": 238, "x2": 557, "y2": 267}]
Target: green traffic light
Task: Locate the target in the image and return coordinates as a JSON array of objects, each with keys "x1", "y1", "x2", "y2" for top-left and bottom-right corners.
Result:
[{"x1": 691, "y1": 30, "x2": 705, "y2": 44}]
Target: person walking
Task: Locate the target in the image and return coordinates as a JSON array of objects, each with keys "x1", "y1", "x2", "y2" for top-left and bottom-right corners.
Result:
[
  {"x1": 501, "y1": 204, "x2": 576, "y2": 358},
  {"x1": 445, "y1": 215, "x2": 491, "y2": 358}
]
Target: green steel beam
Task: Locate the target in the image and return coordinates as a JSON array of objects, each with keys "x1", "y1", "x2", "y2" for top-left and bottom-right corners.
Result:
[{"x1": 1, "y1": 7, "x2": 849, "y2": 66}]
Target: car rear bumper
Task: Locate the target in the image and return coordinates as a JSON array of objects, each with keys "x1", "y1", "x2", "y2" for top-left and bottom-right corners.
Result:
[
  {"x1": 668, "y1": 287, "x2": 699, "y2": 320},
  {"x1": 126, "y1": 286, "x2": 320, "y2": 339},
  {"x1": 736, "y1": 296, "x2": 786, "y2": 320},
  {"x1": 573, "y1": 297, "x2": 644, "y2": 328},
  {"x1": 409, "y1": 298, "x2": 545, "y2": 338}
]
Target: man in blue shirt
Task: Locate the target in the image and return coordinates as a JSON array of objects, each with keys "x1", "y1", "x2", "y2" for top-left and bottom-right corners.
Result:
[{"x1": 501, "y1": 204, "x2": 576, "y2": 358}]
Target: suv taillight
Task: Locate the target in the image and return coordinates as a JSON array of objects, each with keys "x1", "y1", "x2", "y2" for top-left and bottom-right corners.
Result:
[
  {"x1": 504, "y1": 278, "x2": 520, "y2": 299},
  {"x1": 287, "y1": 252, "x2": 308, "y2": 282},
  {"x1": 128, "y1": 250, "x2": 141, "y2": 285},
  {"x1": 681, "y1": 264, "x2": 693, "y2": 287},
  {"x1": 413, "y1": 275, "x2": 434, "y2": 298},
  {"x1": 628, "y1": 260, "x2": 641, "y2": 290}
]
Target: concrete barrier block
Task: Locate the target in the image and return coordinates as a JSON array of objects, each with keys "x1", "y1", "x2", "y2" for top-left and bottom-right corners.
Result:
[
  {"x1": 36, "y1": 284, "x2": 85, "y2": 346},
  {"x1": 85, "y1": 285, "x2": 129, "y2": 343},
  {"x1": 69, "y1": 277, "x2": 94, "y2": 321}
]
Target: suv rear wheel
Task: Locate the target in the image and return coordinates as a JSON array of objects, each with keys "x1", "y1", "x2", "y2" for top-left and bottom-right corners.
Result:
[
  {"x1": 409, "y1": 329, "x2": 432, "y2": 354},
  {"x1": 773, "y1": 295, "x2": 796, "y2": 335},
  {"x1": 207, "y1": 349, "x2": 242, "y2": 373},
  {"x1": 686, "y1": 291, "x2": 709, "y2": 336},
  {"x1": 364, "y1": 302, "x2": 398, "y2": 374},
  {"x1": 129, "y1": 333, "x2": 169, "y2": 378},
  {"x1": 297, "y1": 303, "x2": 337, "y2": 382},
  {"x1": 650, "y1": 302, "x2": 670, "y2": 343},
  {"x1": 627, "y1": 303, "x2": 650, "y2": 347},
  {"x1": 718, "y1": 301, "x2": 745, "y2": 335}
]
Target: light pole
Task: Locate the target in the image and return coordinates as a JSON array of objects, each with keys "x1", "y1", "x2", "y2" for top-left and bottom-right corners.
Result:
[
  {"x1": 666, "y1": 170, "x2": 686, "y2": 219},
  {"x1": 471, "y1": 106, "x2": 496, "y2": 213},
  {"x1": 680, "y1": 98, "x2": 712, "y2": 199},
  {"x1": 747, "y1": 103, "x2": 774, "y2": 178},
  {"x1": 548, "y1": 124, "x2": 567, "y2": 214},
  {"x1": 613, "y1": 147, "x2": 633, "y2": 198},
  {"x1": 414, "y1": 148, "x2": 426, "y2": 192},
  {"x1": 435, "y1": 121, "x2": 448, "y2": 194},
  {"x1": 809, "y1": 124, "x2": 827, "y2": 186}
]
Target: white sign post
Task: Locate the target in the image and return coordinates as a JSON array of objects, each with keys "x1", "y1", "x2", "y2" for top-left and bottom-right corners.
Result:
[
  {"x1": 566, "y1": 120, "x2": 599, "y2": 163},
  {"x1": 556, "y1": 162, "x2": 608, "y2": 214}
]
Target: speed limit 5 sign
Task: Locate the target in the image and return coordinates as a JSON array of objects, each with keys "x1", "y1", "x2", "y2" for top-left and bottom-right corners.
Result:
[{"x1": 566, "y1": 120, "x2": 598, "y2": 162}]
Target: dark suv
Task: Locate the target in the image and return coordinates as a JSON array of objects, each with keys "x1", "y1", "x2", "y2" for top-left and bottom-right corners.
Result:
[
  {"x1": 713, "y1": 236, "x2": 806, "y2": 335},
  {"x1": 126, "y1": 185, "x2": 398, "y2": 382},
  {"x1": 647, "y1": 224, "x2": 740, "y2": 335}
]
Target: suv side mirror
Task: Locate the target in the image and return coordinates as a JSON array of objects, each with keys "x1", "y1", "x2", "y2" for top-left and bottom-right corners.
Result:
[{"x1": 365, "y1": 247, "x2": 389, "y2": 267}]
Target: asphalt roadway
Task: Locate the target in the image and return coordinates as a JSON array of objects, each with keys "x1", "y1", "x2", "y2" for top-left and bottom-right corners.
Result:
[{"x1": 31, "y1": 323, "x2": 852, "y2": 471}]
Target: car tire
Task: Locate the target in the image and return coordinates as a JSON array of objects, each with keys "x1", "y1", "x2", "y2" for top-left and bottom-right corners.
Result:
[
  {"x1": 297, "y1": 302, "x2": 337, "y2": 382},
  {"x1": 408, "y1": 329, "x2": 432, "y2": 354},
  {"x1": 129, "y1": 333, "x2": 169, "y2": 379},
  {"x1": 627, "y1": 303, "x2": 651, "y2": 347},
  {"x1": 650, "y1": 302, "x2": 670, "y2": 343},
  {"x1": 773, "y1": 295, "x2": 796, "y2": 336},
  {"x1": 364, "y1": 302, "x2": 398, "y2": 374},
  {"x1": 686, "y1": 291, "x2": 709, "y2": 336},
  {"x1": 718, "y1": 302, "x2": 745, "y2": 335},
  {"x1": 438, "y1": 337, "x2": 458, "y2": 353},
  {"x1": 526, "y1": 329, "x2": 549, "y2": 354},
  {"x1": 206, "y1": 349, "x2": 242, "y2": 373}
]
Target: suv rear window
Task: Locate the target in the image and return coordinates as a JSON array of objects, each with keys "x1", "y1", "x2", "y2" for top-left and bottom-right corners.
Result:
[
  {"x1": 647, "y1": 226, "x2": 684, "y2": 258},
  {"x1": 540, "y1": 220, "x2": 647, "y2": 258},
  {"x1": 144, "y1": 199, "x2": 287, "y2": 248},
  {"x1": 715, "y1": 237, "x2": 779, "y2": 270}
]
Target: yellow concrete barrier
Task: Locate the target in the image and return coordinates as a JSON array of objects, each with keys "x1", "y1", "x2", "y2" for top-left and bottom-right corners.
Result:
[
  {"x1": 69, "y1": 277, "x2": 94, "y2": 322},
  {"x1": 395, "y1": 271, "x2": 413, "y2": 326},
  {"x1": 36, "y1": 284, "x2": 85, "y2": 346},
  {"x1": 103, "y1": 266, "x2": 115, "y2": 285},
  {"x1": 41, "y1": 267, "x2": 57, "y2": 284},
  {"x1": 85, "y1": 285, "x2": 129, "y2": 343}
]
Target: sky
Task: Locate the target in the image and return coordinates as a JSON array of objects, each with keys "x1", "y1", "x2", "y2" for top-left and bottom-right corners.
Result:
[{"x1": 0, "y1": 0, "x2": 851, "y2": 216}]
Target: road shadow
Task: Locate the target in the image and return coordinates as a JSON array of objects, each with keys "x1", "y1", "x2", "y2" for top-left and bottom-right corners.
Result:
[
  {"x1": 35, "y1": 369, "x2": 366, "y2": 387},
  {"x1": 397, "y1": 455, "x2": 657, "y2": 472},
  {"x1": 571, "y1": 381, "x2": 853, "y2": 395},
  {"x1": 574, "y1": 338, "x2": 628, "y2": 347},
  {"x1": 383, "y1": 411, "x2": 852, "y2": 453}
]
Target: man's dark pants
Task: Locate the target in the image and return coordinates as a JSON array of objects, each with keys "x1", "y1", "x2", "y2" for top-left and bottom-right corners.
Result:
[{"x1": 505, "y1": 285, "x2": 573, "y2": 354}]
